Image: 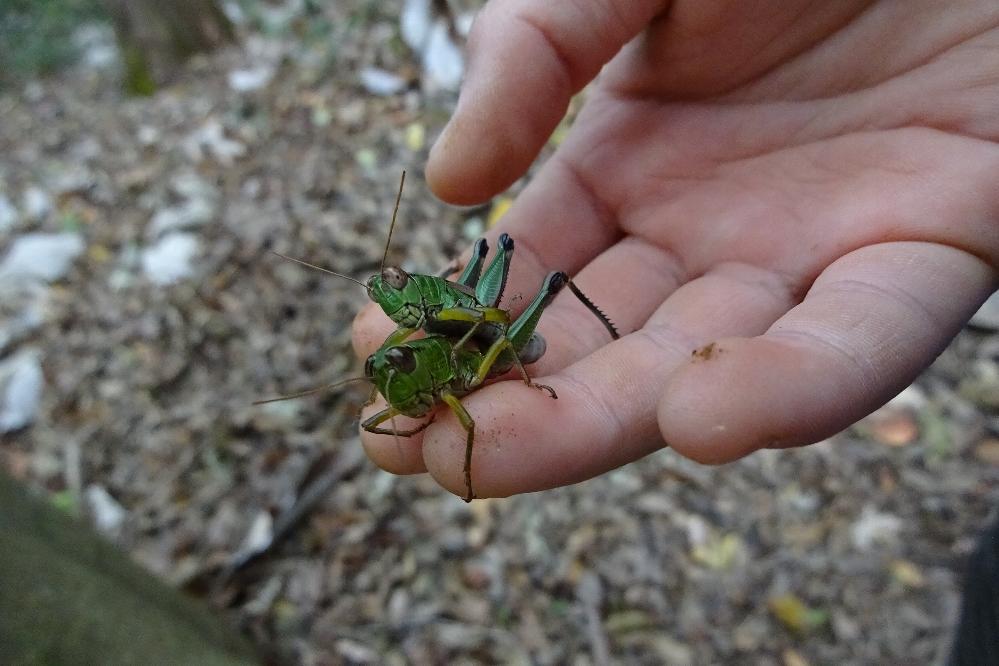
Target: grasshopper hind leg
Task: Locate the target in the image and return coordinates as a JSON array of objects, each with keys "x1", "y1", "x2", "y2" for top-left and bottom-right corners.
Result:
[
  {"x1": 454, "y1": 238, "x2": 489, "y2": 286},
  {"x1": 441, "y1": 393, "x2": 476, "y2": 502},
  {"x1": 566, "y1": 279, "x2": 620, "y2": 340},
  {"x1": 476, "y1": 233, "x2": 515, "y2": 307}
]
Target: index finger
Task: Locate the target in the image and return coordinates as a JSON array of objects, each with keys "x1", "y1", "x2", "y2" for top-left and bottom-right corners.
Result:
[{"x1": 427, "y1": 0, "x2": 667, "y2": 203}]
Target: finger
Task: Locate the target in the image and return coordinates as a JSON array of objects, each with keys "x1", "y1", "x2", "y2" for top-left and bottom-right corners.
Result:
[
  {"x1": 420, "y1": 261, "x2": 798, "y2": 498},
  {"x1": 427, "y1": 0, "x2": 667, "y2": 204},
  {"x1": 359, "y1": 396, "x2": 431, "y2": 475},
  {"x1": 351, "y1": 301, "x2": 397, "y2": 361},
  {"x1": 658, "y1": 242, "x2": 998, "y2": 464}
]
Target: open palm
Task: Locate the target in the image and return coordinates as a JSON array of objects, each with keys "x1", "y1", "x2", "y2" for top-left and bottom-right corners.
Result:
[{"x1": 354, "y1": 0, "x2": 999, "y2": 499}]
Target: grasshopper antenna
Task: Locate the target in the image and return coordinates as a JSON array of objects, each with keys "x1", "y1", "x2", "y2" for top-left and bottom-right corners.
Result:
[
  {"x1": 271, "y1": 252, "x2": 368, "y2": 288},
  {"x1": 253, "y1": 376, "x2": 369, "y2": 405},
  {"x1": 567, "y1": 280, "x2": 620, "y2": 340},
  {"x1": 385, "y1": 373, "x2": 402, "y2": 451},
  {"x1": 381, "y1": 170, "x2": 407, "y2": 272},
  {"x1": 389, "y1": 415, "x2": 403, "y2": 454}
]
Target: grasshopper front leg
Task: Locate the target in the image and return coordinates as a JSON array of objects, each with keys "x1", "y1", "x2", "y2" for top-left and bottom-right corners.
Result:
[
  {"x1": 361, "y1": 407, "x2": 435, "y2": 436},
  {"x1": 382, "y1": 325, "x2": 420, "y2": 347},
  {"x1": 440, "y1": 392, "x2": 476, "y2": 502}
]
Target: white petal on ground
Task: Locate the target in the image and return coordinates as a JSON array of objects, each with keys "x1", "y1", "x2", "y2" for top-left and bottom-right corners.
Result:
[
  {"x1": 141, "y1": 233, "x2": 200, "y2": 285},
  {"x1": 22, "y1": 186, "x2": 52, "y2": 221},
  {"x1": 73, "y1": 23, "x2": 118, "y2": 69},
  {"x1": 148, "y1": 173, "x2": 217, "y2": 237},
  {"x1": 239, "y1": 511, "x2": 274, "y2": 558},
  {"x1": 0, "y1": 280, "x2": 48, "y2": 354},
  {"x1": 0, "y1": 195, "x2": 16, "y2": 232},
  {"x1": 0, "y1": 349, "x2": 44, "y2": 433},
  {"x1": 423, "y1": 21, "x2": 464, "y2": 91},
  {"x1": 49, "y1": 165, "x2": 97, "y2": 196},
  {"x1": 137, "y1": 125, "x2": 160, "y2": 146},
  {"x1": 359, "y1": 68, "x2": 407, "y2": 96},
  {"x1": 850, "y1": 505, "x2": 903, "y2": 551},
  {"x1": 0, "y1": 232, "x2": 85, "y2": 282},
  {"x1": 886, "y1": 384, "x2": 928, "y2": 410},
  {"x1": 86, "y1": 484, "x2": 127, "y2": 535},
  {"x1": 183, "y1": 119, "x2": 246, "y2": 166},
  {"x1": 221, "y1": 1, "x2": 246, "y2": 25},
  {"x1": 148, "y1": 201, "x2": 215, "y2": 236},
  {"x1": 228, "y1": 66, "x2": 275, "y2": 92},
  {"x1": 400, "y1": 0, "x2": 464, "y2": 90},
  {"x1": 455, "y1": 11, "x2": 474, "y2": 36},
  {"x1": 400, "y1": 0, "x2": 432, "y2": 51}
]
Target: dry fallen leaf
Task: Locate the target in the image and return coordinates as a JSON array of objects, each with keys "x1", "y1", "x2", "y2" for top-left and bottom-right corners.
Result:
[
  {"x1": 691, "y1": 533, "x2": 744, "y2": 570},
  {"x1": 783, "y1": 647, "x2": 811, "y2": 666},
  {"x1": 769, "y1": 594, "x2": 829, "y2": 634},
  {"x1": 868, "y1": 409, "x2": 919, "y2": 447},
  {"x1": 486, "y1": 197, "x2": 513, "y2": 228},
  {"x1": 890, "y1": 559, "x2": 927, "y2": 589},
  {"x1": 973, "y1": 438, "x2": 999, "y2": 466}
]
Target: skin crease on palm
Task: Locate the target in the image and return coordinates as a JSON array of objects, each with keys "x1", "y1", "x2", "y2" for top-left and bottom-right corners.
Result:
[{"x1": 352, "y1": 0, "x2": 999, "y2": 499}]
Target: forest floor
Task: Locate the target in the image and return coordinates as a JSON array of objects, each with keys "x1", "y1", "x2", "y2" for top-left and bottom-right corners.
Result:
[{"x1": 1, "y1": 2, "x2": 998, "y2": 664}]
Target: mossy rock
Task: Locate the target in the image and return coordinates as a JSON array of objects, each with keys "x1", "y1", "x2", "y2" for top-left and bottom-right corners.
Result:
[{"x1": 0, "y1": 472, "x2": 256, "y2": 666}]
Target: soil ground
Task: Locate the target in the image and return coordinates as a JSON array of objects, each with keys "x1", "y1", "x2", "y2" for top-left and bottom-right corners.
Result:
[{"x1": 1, "y1": 3, "x2": 997, "y2": 664}]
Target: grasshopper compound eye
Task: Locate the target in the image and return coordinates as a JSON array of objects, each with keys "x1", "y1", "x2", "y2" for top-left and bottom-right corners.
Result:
[
  {"x1": 382, "y1": 266, "x2": 409, "y2": 290},
  {"x1": 385, "y1": 346, "x2": 417, "y2": 373}
]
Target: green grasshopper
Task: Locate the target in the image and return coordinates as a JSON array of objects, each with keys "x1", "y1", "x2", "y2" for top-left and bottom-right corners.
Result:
[
  {"x1": 275, "y1": 171, "x2": 619, "y2": 357},
  {"x1": 361, "y1": 271, "x2": 572, "y2": 501},
  {"x1": 258, "y1": 270, "x2": 572, "y2": 501}
]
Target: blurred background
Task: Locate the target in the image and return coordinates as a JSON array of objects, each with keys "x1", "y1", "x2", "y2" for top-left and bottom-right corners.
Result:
[{"x1": 1, "y1": 1, "x2": 998, "y2": 663}]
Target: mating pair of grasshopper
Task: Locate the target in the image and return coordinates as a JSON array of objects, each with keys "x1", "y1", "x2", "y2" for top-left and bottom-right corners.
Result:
[{"x1": 260, "y1": 173, "x2": 618, "y2": 501}]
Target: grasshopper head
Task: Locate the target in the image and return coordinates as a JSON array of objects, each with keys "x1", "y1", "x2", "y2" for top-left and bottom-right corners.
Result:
[
  {"x1": 367, "y1": 267, "x2": 425, "y2": 327},
  {"x1": 366, "y1": 344, "x2": 425, "y2": 414},
  {"x1": 365, "y1": 345, "x2": 418, "y2": 380},
  {"x1": 366, "y1": 266, "x2": 410, "y2": 300}
]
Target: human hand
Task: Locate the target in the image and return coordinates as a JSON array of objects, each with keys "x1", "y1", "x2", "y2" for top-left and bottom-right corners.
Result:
[{"x1": 354, "y1": 0, "x2": 999, "y2": 499}]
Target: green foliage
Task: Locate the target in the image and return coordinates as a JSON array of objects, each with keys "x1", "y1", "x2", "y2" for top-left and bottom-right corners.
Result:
[
  {"x1": 0, "y1": 0, "x2": 103, "y2": 84},
  {"x1": 122, "y1": 44, "x2": 157, "y2": 96}
]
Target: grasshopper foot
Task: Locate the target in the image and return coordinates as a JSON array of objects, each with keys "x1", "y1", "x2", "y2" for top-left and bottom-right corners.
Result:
[
  {"x1": 463, "y1": 473, "x2": 476, "y2": 502},
  {"x1": 534, "y1": 383, "x2": 558, "y2": 400},
  {"x1": 364, "y1": 414, "x2": 435, "y2": 437}
]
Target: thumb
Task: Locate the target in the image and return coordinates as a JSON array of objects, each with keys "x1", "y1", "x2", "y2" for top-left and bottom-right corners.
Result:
[{"x1": 427, "y1": 0, "x2": 667, "y2": 204}]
